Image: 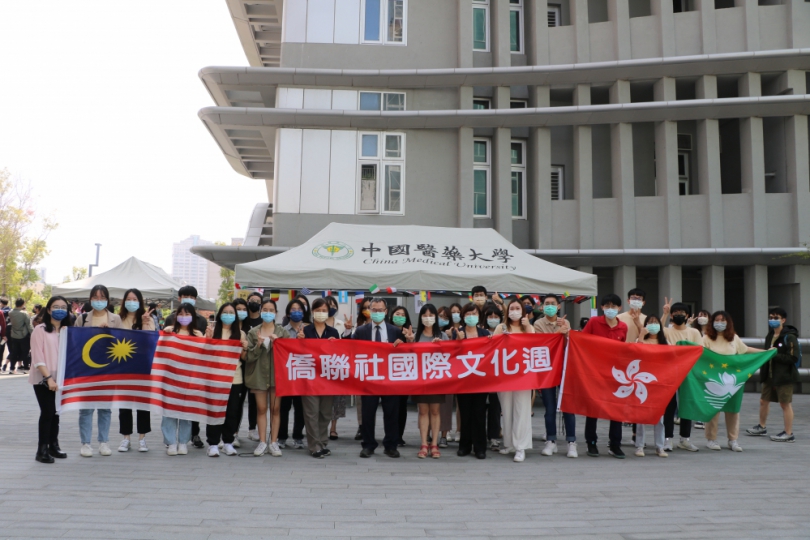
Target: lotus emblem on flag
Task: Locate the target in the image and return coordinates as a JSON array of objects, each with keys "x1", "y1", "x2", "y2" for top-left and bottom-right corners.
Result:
[
  {"x1": 612, "y1": 360, "x2": 657, "y2": 404},
  {"x1": 704, "y1": 372, "x2": 745, "y2": 409}
]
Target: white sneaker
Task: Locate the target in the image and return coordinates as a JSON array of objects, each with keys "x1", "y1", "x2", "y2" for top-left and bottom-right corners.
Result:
[
  {"x1": 207, "y1": 445, "x2": 220, "y2": 457},
  {"x1": 177, "y1": 443, "x2": 188, "y2": 455},
  {"x1": 566, "y1": 442, "x2": 578, "y2": 458},
  {"x1": 499, "y1": 446, "x2": 514, "y2": 455},
  {"x1": 452, "y1": 431, "x2": 460, "y2": 442},
  {"x1": 677, "y1": 438, "x2": 698, "y2": 452},
  {"x1": 269, "y1": 442, "x2": 282, "y2": 457},
  {"x1": 167, "y1": 444, "x2": 178, "y2": 456},
  {"x1": 634, "y1": 447, "x2": 645, "y2": 457},
  {"x1": 99, "y1": 442, "x2": 112, "y2": 456},
  {"x1": 655, "y1": 448, "x2": 669, "y2": 458},
  {"x1": 222, "y1": 443, "x2": 237, "y2": 456},
  {"x1": 541, "y1": 441, "x2": 557, "y2": 456},
  {"x1": 138, "y1": 439, "x2": 149, "y2": 452},
  {"x1": 292, "y1": 439, "x2": 305, "y2": 450},
  {"x1": 248, "y1": 429, "x2": 259, "y2": 441},
  {"x1": 728, "y1": 440, "x2": 743, "y2": 452},
  {"x1": 513, "y1": 449, "x2": 525, "y2": 462},
  {"x1": 254, "y1": 441, "x2": 268, "y2": 456},
  {"x1": 80, "y1": 444, "x2": 93, "y2": 457},
  {"x1": 232, "y1": 437, "x2": 241, "y2": 448},
  {"x1": 706, "y1": 440, "x2": 721, "y2": 451},
  {"x1": 218, "y1": 441, "x2": 224, "y2": 449},
  {"x1": 118, "y1": 439, "x2": 131, "y2": 452},
  {"x1": 663, "y1": 438, "x2": 673, "y2": 452},
  {"x1": 540, "y1": 433, "x2": 547, "y2": 442}
]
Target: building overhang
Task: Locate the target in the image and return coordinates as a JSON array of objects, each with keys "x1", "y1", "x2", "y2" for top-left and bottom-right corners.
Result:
[
  {"x1": 199, "y1": 94, "x2": 810, "y2": 179},
  {"x1": 226, "y1": 0, "x2": 283, "y2": 68}
]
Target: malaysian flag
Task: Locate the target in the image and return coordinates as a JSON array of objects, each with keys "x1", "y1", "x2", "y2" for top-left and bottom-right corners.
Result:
[{"x1": 57, "y1": 327, "x2": 242, "y2": 424}]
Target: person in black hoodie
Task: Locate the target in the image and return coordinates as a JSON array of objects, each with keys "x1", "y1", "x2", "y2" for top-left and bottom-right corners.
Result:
[{"x1": 745, "y1": 307, "x2": 800, "y2": 443}]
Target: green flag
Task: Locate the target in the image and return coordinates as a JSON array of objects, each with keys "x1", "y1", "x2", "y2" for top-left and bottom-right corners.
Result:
[{"x1": 676, "y1": 342, "x2": 776, "y2": 422}]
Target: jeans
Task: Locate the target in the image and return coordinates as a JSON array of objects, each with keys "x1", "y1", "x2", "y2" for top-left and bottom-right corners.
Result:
[
  {"x1": 162, "y1": 416, "x2": 192, "y2": 446},
  {"x1": 541, "y1": 387, "x2": 576, "y2": 442},
  {"x1": 636, "y1": 416, "x2": 665, "y2": 450},
  {"x1": 79, "y1": 408, "x2": 111, "y2": 444}
]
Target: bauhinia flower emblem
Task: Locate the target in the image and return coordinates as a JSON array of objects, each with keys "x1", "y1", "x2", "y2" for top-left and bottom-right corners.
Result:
[{"x1": 612, "y1": 360, "x2": 657, "y2": 404}]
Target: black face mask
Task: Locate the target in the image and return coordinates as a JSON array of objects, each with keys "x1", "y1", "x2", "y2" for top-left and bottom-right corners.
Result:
[
  {"x1": 672, "y1": 314, "x2": 687, "y2": 325},
  {"x1": 248, "y1": 302, "x2": 261, "y2": 313}
]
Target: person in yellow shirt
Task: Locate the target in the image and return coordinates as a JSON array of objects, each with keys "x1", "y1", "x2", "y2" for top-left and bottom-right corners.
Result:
[{"x1": 616, "y1": 288, "x2": 647, "y2": 343}]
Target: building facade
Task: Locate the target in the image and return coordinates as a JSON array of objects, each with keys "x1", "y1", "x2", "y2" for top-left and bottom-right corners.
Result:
[
  {"x1": 195, "y1": 0, "x2": 810, "y2": 338},
  {"x1": 172, "y1": 235, "x2": 219, "y2": 299}
]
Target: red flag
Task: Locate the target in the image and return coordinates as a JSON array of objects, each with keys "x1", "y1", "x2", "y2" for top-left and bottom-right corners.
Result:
[{"x1": 560, "y1": 332, "x2": 702, "y2": 424}]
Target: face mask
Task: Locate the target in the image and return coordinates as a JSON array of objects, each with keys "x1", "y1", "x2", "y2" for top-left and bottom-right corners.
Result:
[
  {"x1": 248, "y1": 302, "x2": 260, "y2": 313},
  {"x1": 713, "y1": 321, "x2": 727, "y2": 332},
  {"x1": 124, "y1": 300, "x2": 140, "y2": 313},
  {"x1": 261, "y1": 312, "x2": 276, "y2": 323},
  {"x1": 328, "y1": 307, "x2": 338, "y2": 318},
  {"x1": 487, "y1": 318, "x2": 500, "y2": 329},
  {"x1": 509, "y1": 310, "x2": 523, "y2": 321},
  {"x1": 220, "y1": 313, "x2": 236, "y2": 325},
  {"x1": 421, "y1": 316, "x2": 436, "y2": 327},
  {"x1": 176, "y1": 315, "x2": 193, "y2": 326},
  {"x1": 236, "y1": 310, "x2": 248, "y2": 321},
  {"x1": 524, "y1": 305, "x2": 533, "y2": 313},
  {"x1": 543, "y1": 305, "x2": 558, "y2": 317},
  {"x1": 604, "y1": 308, "x2": 618, "y2": 320},
  {"x1": 371, "y1": 312, "x2": 386, "y2": 324},
  {"x1": 313, "y1": 312, "x2": 329, "y2": 323},
  {"x1": 672, "y1": 314, "x2": 687, "y2": 326},
  {"x1": 464, "y1": 315, "x2": 479, "y2": 327},
  {"x1": 362, "y1": 309, "x2": 371, "y2": 318},
  {"x1": 768, "y1": 319, "x2": 781, "y2": 329},
  {"x1": 181, "y1": 298, "x2": 196, "y2": 307},
  {"x1": 697, "y1": 317, "x2": 709, "y2": 326},
  {"x1": 289, "y1": 311, "x2": 304, "y2": 323},
  {"x1": 473, "y1": 297, "x2": 486, "y2": 306},
  {"x1": 451, "y1": 313, "x2": 461, "y2": 324},
  {"x1": 646, "y1": 323, "x2": 661, "y2": 335},
  {"x1": 51, "y1": 309, "x2": 68, "y2": 321},
  {"x1": 392, "y1": 315, "x2": 407, "y2": 327},
  {"x1": 91, "y1": 300, "x2": 108, "y2": 311},
  {"x1": 438, "y1": 318, "x2": 450, "y2": 328},
  {"x1": 629, "y1": 299, "x2": 644, "y2": 310}
]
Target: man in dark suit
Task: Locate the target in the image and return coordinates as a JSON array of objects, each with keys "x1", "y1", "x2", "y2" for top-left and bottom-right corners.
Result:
[{"x1": 353, "y1": 298, "x2": 405, "y2": 458}]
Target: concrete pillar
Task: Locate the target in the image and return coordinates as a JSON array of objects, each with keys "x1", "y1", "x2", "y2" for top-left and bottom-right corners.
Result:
[
  {"x1": 696, "y1": 75, "x2": 724, "y2": 248},
  {"x1": 651, "y1": 0, "x2": 676, "y2": 57},
  {"x1": 738, "y1": 73, "x2": 766, "y2": 248},
  {"x1": 787, "y1": 0, "x2": 809, "y2": 49},
  {"x1": 695, "y1": 0, "x2": 716, "y2": 54},
  {"x1": 654, "y1": 77, "x2": 681, "y2": 248},
  {"x1": 529, "y1": 86, "x2": 552, "y2": 249},
  {"x1": 458, "y1": 127, "x2": 474, "y2": 228},
  {"x1": 493, "y1": 126, "x2": 512, "y2": 241},
  {"x1": 492, "y1": 0, "x2": 511, "y2": 67},
  {"x1": 702, "y1": 265, "x2": 725, "y2": 314},
  {"x1": 659, "y1": 265, "x2": 683, "y2": 306},
  {"x1": 608, "y1": 0, "x2": 631, "y2": 61},
  {"x1": 790, "y1": 265, "x2": 810, "y2": 337},
  {"x1": 610, "y1": 80, "x2": 635, "y2": 249},
  {"x1": 458, "y1": 0, "x2": 473, "y2": 68},
  {"x1": 573, "y1": 84, "x2": 593, "y2": 248},
  {"x1": 570, "y1": 0, "x2": 590, "y2": 64},
  {"x1": 575, "y1": 265, "x2": 595, "y2": 323},
  {"x1": 744, "y1": 265, "x2": 768, "y2": 338},
  {"x1": 614, "y1": 266, "x2": 636, "y2": 299},
  {"x1": 527, "y1": 0, "x2": 550, "y2": 65},
  {"x1": 736, "y1": 0, "x2": 760, "y2": 52}
]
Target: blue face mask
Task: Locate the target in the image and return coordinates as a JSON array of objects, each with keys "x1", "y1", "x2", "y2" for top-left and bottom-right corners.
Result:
[
  {"x1": 124, "y1": 300, "x2": 140, "y2": 313},
  {"x1": 451, "y1": 313, "x2": 461, "y2": 324},
  {"x1": 603, "y1": 308, "x2": 619, "y2": 320},
  {"x1": 289, "y1": 310, "x2": 304, "y2": 322},
  {"x1": 713, "y1": 321, "x2": 727, "y2": 332},
  {"x1": 768, "y1": 319, "x2": 781, "y2": 329},
  {"x1": 236, "y1": 310, "x2": 248, "y2": 320},
  {"x1": 181, "y1": 297, "x2": 196, "y2": 307},
  {"x1": 220, "y1": 313, "x2": 236, "y2": 325},
  {"x1": 487, "y1": 318, "x2": 500, "y2": 328},
  {"x1": 524, "y1": 304, "x2": 533, "y2": 313},
  {"x1": 51, "y1": 309, "x2": 68, "y2": 321},
  {"x1": 91, "y1": 300, "x2": 108, "y2": 311},
  {"x1": 438, "y1": 318, "x2": 450, "y2": 328},
  {"x1": 261, "y1": 312, "x2": 276, "y2": 323},
  {"x1": 328, "y1": 307, "x2": 338, "y2": 318},
  {"x1": 645, "y1": 324, "x2": 661, "y2": 335}
]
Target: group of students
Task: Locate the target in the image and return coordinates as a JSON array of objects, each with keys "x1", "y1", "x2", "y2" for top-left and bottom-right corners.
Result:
[{"x1": 27, "y1": 283, "x2": 801, "y2": 464}]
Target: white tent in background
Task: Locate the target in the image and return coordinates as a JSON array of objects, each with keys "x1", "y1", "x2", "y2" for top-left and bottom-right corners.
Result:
[
  {"x1": 53, "y1": 257, "x2": 181, "y2": 301},
  {"x1": 235, "y1": 223, "x2": 597, "y2": 295}
]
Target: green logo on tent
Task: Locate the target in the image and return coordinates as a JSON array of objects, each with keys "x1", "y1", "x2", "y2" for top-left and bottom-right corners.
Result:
[{"x1": 312, "y1": 241, "x2": 354, "y2": 260}]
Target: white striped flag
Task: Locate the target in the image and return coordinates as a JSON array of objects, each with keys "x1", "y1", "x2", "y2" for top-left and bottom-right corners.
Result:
[
  {"x1": 369, "y1": 284, "x2": 380, "y2": 294},
  {"x1": 355, "y1": 291, "x2": 365, "y2": 303},
  {"x1": 386, "y1": 287, "x2": 397, "y2": 293}
]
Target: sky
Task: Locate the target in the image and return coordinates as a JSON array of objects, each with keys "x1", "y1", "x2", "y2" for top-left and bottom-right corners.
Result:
[{"x1": 0, "y1": 0, "x2": 267, "y2": 284}]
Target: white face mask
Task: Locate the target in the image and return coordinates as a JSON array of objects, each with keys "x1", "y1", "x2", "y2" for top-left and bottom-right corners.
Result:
[
  {"x1": 697, "y1": 317, "x2": 709, "y2": 326},
  {"x1": 421, "y1": 316, "x2": 436, "y2": 327},
  {"x1": 508, "y1": 310, "x2": 522, "y2": 321},
  {"x1": 312, "y1": 312, "x2": 328, "y2": 323},
  {"x1": 629, "y1": 299, "x2": 643, "y2": 310}
]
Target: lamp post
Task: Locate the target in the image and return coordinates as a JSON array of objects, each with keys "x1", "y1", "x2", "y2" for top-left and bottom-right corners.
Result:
[{"x1": 88, "y1": 243, "x2": 101, "y2": 277}]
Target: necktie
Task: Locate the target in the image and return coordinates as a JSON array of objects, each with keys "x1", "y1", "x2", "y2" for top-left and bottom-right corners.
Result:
[{"x1": 375, "y1": 325, "x2": 382, "y2": 342}]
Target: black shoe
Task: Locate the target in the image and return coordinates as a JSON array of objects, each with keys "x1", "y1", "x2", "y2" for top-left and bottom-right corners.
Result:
[
  {"x1": 586, "y1": 442, "x2": 599, "y2": 457},
  {"x1": 49, "y1": 441, "x2": 67, "y2": 459},
  {"x1": 320, "y1": 448, "x2": 331, "y2": 456},
  {"x1": 397, "y1": 439, "x2": 407, "y2": 447},
  {"x1": 35, "y1": 444, "x2": 54, "y2": 464},
  {"x1": 608, "y1": 445, "x2": 625, "y2": 459},
  {"x1": 384, "y1": 448, "x2": 400, "y2": 458},
  {"x1": 311, "y1": 450, "x2": 325, "y2": 459},
  {"x1": 192, "y1": 435, "x2": 204, "y2": 448},
  {"x1": 354, "y1": 428, "x2": 363, "y2": 441},
  {"x1": 329, "y1": 431, "x2": 338, "y2": 441},
  {"x1": 457, "y1": 448, "x2": 471, "y2": 457},
  {"x1": 359, "y1": 447, "x2": 374, "y2": 458},
  {"x1": 475, "y1": 451, "x2": 486, "y2": 460}
]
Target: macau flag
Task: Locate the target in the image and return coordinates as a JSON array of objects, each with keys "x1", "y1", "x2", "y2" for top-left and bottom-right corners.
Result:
[{"x1": 676, "y1": 342, "x2": 776, "y2": 422}]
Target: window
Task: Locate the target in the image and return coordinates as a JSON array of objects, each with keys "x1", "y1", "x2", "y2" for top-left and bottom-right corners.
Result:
[
  {"x1": 362, "y1": 0, "x2": 407, "y2": 44},
  {"x1": 357, "y1": 132, "x2": 405, "y2": 215},
  {"x1": 359, "y1": 91, "x2": 406, "y2": 111},
  {"x1": 473, "y1": 98, "x2": 491, "y2": 110},
  {"x1": 511, "y1": 141, "x2": 526, "y2": 218},
  {"x1": 548, "y1": 4, "x2": 561, "y2": 27},
  {"x1": 551, "y1": 166, "x2": 564, "y2": 200},
  {"x1": 510, "y1": 0, "x2": 523, "y2": 53},
  {"x1": 678, "y1": 152, "x2": 690, "y2": 196},
  {"x1": 473, "y1": 0, "x2": 489, "y2": 51},
  {"x1": 473, "y1": 138, "x2": 491, "y2": 217},
  {"x1": 510, "y1": 99, "x2": 527, "y2": 109}
]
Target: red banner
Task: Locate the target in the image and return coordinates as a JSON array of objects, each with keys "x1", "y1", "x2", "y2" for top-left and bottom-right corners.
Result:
[
  {"x1": 273, "y1": 333, "x2": 565, "y2": 396},
  {"x1": 559, "y1": 332, "x2": 703, "y2": 424}
]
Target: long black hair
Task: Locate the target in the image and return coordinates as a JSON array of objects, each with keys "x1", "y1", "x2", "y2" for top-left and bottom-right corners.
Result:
[
  {"x1": 213, "y1": 302, "x2": 239, "y2": 340},
  {"x1": 42, "y1": 296, "x2": 71, "y2": 333},
  {"x1": 168, "y1": 304, "x2": 198, "y2": 334},
  {"x1": 644, "y1": 315, "x2": 668, "y2": 345},
  {"x1": 286, "y1": 298, "x2": 311, "y2": 324},
  {"x1": 389, "y1": 305, "x2": 412, "y2": 332},
  {"x1": 415, "y1": 303, "x2": 440, "y2": 341},
  {"x1": 89, "y1": 284, "x2": 111, "y2": 307},
  {"x1": 119, "y1": 288, "x2": 146, "y2": 330}
]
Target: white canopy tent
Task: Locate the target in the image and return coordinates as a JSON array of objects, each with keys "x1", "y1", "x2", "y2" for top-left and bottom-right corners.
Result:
[
  {"x1": 235, "y1": 223, "x2": 597, "y2": 296},
  {"x1": 53, "y1": 257, "x2": 181, "y2": 302}
]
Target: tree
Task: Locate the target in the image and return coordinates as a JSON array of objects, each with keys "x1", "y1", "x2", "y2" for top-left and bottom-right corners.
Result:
[
  {"x1": 217, "y1": 266, "x2": 235, "y2": 306},
  {"x1": 63, "y1": 266, "x2": 88, "y2": 283}
]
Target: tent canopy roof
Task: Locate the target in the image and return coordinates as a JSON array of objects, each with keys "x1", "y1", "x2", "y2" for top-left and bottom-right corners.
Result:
[
  {"x1": 234, "y1": 223, "x2": 597, "y2": 296},
  {"x1": 52, "y1": 257, "x2": 182, "y2": 301}
]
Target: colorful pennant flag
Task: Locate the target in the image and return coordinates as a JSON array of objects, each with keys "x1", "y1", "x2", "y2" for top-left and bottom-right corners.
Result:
[
  {"x1": 338, "y1": 291, "x2": 349, "y2": 304},
  {"x1": 321, "y1": 290, "x2": 332, "y2": 297},
  {"x1": 300, "y1": 287, "x2": 312, "y2": 295},
  {"x1": 386, "y1": 287, "x2": 397, "y2": 294},
  {"x1": 369, "y1": 284, "x2": 381, "y2": 294},
  {"x1": 355, "y1": 291, "x2": 365, "y2": 303}
]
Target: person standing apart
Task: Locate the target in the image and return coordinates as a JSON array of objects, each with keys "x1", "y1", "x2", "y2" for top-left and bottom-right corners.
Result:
[{"x1": 8, "y1": 298, "x2": 34, "y2": 374}]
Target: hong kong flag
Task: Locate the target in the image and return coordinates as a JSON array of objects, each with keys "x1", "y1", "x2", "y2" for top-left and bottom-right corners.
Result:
[{"x1": 560, "y1": 332, "x2": 703, "y2": 424}]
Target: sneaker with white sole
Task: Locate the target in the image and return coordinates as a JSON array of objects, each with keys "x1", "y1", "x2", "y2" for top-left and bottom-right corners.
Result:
[
  {"x1": 746, "y1": 424, "x2": 767, "y2": 436},
  {"x1": 118, "y1": 439, "x2": 131, "y2": 452},
  {"x1": 177, "y1": 443, "x2": 188, "y2": 455},
  {"x1": 694, "y1": 421, "x2": 705, "y2": 430},
  {"x1": 292, "y1": 439, "x2": 304, "y2": 450},
  {"x1": 513, "y1": 449, "x2": 525, "y2": 462},
  {"x1": 167, "y1": 444, "x2": 178, "y2": 456},
  {"x1": 254, "y1": 441, "x2": 268, "y2": 456},
  {"x1": 663, "y1": 438, "x2": 673, "y2": 452},
  {"x1": 634, "y1": 447, "x2": 645, "y2": 457},
  {"x1": 677, "y1": 438, "x2": 699, "y2": 452},
  {"x1": 277, "y1": 439, "x2": 287, "y2": 449},
  {"x1": 541, "y1": 441, "x2": 557, "y2": 456},
  {"x1": 728, "y1": 440, "x2": 743, "y2": 452},
  {"x1": 490, "y1": 439, "x2": 500, "y2": 451},
  {"x1": 222, "y1": 443, "x2": 237, "y2": 456},
  {"x1": 269, "y1": 442, "x2": 282, "y2": 457},
  {"x1": 232, "y1": 437, "x2": 241, "y2": 448},
  {"x1": 567, "y1": 442, "x2": 578, "y2": 458},
  {"x1": 207, "y1": 445, "x2": 220, "y2": 457},
  {"x1": 99, "y1": 442, "x2": 112, "y2": 456},
  {"x1": 499, "y1": 446, "x2": 514, "y2": 455},
  {"x1": 138, "y1": 439, "x2": 148, "y2": 452},
  {"x1": 248, "y1": 429, "x2": 259, "y2": 441},
  {"x1": 452, "y1": 431, "x2": 460, "y2": 442},
  {"x1": 770, "y1": 431, "x2": 795, "y2": 443},
  {"x1": 80, "y1": 444, "x2": 93, "y2": 457},
  {"x1": 706, "y1": 440, "x2": 721, "y2": 451},
  {"x1": 655, "y1": 448, "x2": 668, "y2": 458}
]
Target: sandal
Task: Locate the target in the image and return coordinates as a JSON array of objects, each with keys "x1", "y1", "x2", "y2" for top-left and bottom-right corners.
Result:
[
  {"x1": 417, "y1": 444, "x2": 428, "y2": 459},
  {"x1": 429, "y1": 445, "x2": 441, "y2": 459},
  {"x1": 329, "y1": 431, "x2": 338, "y2": 440}
]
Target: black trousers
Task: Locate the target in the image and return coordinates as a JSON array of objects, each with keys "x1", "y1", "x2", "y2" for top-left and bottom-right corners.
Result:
[
  {"x1": 397, "y1": 395, "x2": 408, "y2": 441},
  {"x1": 458, "y1": 393, "x2": 488, "y2": 454},
  {"x1": 486, "y1": 393, "x2": 501, "y2": 440},
  {"x1": 191, "y1": 421, "x2": 200, "y2": 437},
  {"x1": 278, "y1": 396, "x2": 305, "y2": 441},
  {"x1": 9, "y1": 336, "x2": 30, "y2": 368},
  {"x1": 206, "y1": 384, "x2": 247, "y2": 446},
  {"x1": 664, "y1": 394, "x2": 692, "y2": 439},
  {"x1": 361, "y1": 395, "x2": 399, "y2": 451},
  {"x1": 119, "y1": 409, "x2": 151, "y2": 435},
  {"x1": 585, "y1": 417, "x2": 623, "y2": 446},
  {"x1": 248, "y1": 391, "x2": 257, "y2": 430},
  {"x1": 33, "y1": 384, "x2": 59, "y2": 446}
]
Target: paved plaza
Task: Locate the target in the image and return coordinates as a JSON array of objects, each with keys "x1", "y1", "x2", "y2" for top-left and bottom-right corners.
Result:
[{"x1": 0, "y1": 375, "x2": 808, "y2": 539}]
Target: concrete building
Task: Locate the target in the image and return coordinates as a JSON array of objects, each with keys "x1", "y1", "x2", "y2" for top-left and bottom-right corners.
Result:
[
  {"x1": 172, "y1": 235, "x2": 219, "y2": 299},
  {"x1": 194, "y1": 0, "x2": 810, "y2": 338}
]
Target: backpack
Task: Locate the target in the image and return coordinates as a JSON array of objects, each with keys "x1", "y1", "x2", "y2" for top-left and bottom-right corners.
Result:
[{"x1": 788, "y1": 335, "x2": 802, "y2": 368}]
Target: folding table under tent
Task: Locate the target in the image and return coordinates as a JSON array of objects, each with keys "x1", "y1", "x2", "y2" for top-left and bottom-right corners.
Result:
[
  {"x1": 234, "y1": 223, "x2": 597, "y2": 296},
  {"x1": 53, "y1": 256, "x2": 183, "y2": 302}
]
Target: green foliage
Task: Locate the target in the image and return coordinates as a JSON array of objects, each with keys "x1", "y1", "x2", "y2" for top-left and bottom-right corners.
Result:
[
  {"x1": 217, "y1": 266, "x2": 235, "y2": 307},
  {"x1": 62, "y1": 266, "x2": 88, "y2": 283}
]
